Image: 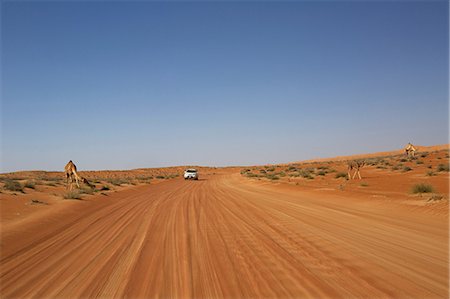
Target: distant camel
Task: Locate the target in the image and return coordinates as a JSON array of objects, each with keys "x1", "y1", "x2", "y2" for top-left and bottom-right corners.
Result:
[
  {"x1": 347, "y1": 160, "x2": 365, "y2": 180},
  {"x1": 64, "y1": 160, "x2": 94, "y2": 190},
  {"x1": 404, "y1": 143, "x2": 417, "y2": 158}
]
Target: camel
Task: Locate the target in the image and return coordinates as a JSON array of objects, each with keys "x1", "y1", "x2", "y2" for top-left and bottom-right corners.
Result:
[
  {"x1": 404, "y1": 143, "x2": 417, "y2": 158},
  {"x1": 347, "y1": 160, "x2": 365, "y2": 180},
  {"x1": 64, "y1": 160, "x2": 94, "y2": 190}
]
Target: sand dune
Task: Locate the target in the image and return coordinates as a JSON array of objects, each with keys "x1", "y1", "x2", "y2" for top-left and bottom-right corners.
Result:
[{"x1": 1, "y1": 169, "x2": 448, "y2": 298}]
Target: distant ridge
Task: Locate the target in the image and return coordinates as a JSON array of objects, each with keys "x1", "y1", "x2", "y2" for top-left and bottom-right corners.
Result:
[{"x1": 298, "y1": 144, "x2": 449, "y2": 164}]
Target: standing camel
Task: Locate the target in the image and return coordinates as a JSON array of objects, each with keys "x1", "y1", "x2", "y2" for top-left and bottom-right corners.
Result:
[
  {"x1": 404, "y1": 143, "x2": 417, "y2": 158},
  {"x1": 64, "y1": 160, "x2": 94, "y2": 190},
  {"x1": 347, "y1": 160, "x2": 365, "y2": 180}
]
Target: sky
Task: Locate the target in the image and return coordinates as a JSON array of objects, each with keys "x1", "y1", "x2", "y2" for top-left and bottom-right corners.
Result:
[{"x1": 1, "y1": 0, "x2": 448, "y2": 172}]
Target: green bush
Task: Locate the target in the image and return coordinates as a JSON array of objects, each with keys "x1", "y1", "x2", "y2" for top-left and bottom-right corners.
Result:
[
  {"x1": 402, "y1": 166, "x2": 412, "y2": 172},
  {"x1": 317, "y1": 170, "x2": 326, "y2": 176},
  {"x1": 411, "y1": 183, "x2": 434, "y2": 194},
  {"x1": 100, "y1": 185, "x2": 110, "y2": 191}
]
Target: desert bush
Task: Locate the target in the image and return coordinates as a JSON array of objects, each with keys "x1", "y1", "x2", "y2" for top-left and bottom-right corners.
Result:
[
  {"x1": 246, "y1": 173, "x2": 259, "y2": 178},
  {"x1": 266, "y1": 167, "x2": 275, "y2": 172},
  {"x1": 402, "y1": 166, "x2": 412, "y2": 172},
  {"x1": 335, "y1": 172, "x2": 347, "y2": 179},
  {"x1": 107, "y1": 178, "x2": 128, "y2": 185},
  {"x1": 4, "y1": 180, "x2": 23, "y2": 192},
  {"x1": 100, "y1": 185, "x2": 110, "y2": 191},
  {"x1": 259, "y1": 169, "x2": 267, "y2": 174},
  {"x1": 420, "y1": 152, "x2": 429, "y2": 158},
  {"x1": 287, "y1": 166, "x2": 297, "y2": 171},
  {"x1": 391, "y1": 166, "x2": 399, "y2": 171},
  {"x1": 64, "y1": 190, "x2": 82, "y2": 200},
  {"x1": 426, "y1": 171, "x2": 436, "y2": 176},
  {"x1": 400, "y1": 158, "x2": 408, "y2": 162},
  {"x1": 265, "y1": 174, "x2": 280, "y2": 180},
  {"x1": 360, "y1": 182, "x2": 368, "y2": 187},
  {"x1": 298, "y1": 169, "x2": 313, "y2": 179},
  {"x1": 240, "y1": 169, "x2": 251, "y2": 174},
  {"x1": 411, "y1": 183, "x2": 434, "y2": 194},
  {"x1": 427, "y1": 194, "x2": 444, "y2": 202},
  {"x1": 415, "y1": 160, "x2": 424, "y2": 165},
  {"x1": 24, "y1": 181, "x2": 36, "y2": 189},
  {"x1": 156, "y1": 175, "x2": 165, "y2": 179},
  {"x1": 30, "y1": 199, "x2": 47, "y2": 205},
  {"x1": 437, "y1": 164, "x2": 449, "y2": 172},
  {"x1": 317, "y1": 170, "x2": 326, "y2": 176},
  {"x1": 79, "y1": 186, "x2": 94, "y2": 195}
]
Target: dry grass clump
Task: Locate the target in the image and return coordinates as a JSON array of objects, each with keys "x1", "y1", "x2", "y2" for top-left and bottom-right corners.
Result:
[
  {"x1": 335, "y1": 172, "x2": 347, "y2": 179},
  {"x1": 63, "y1": 190, "x2": 82, "y2": 200},
  {"x1": 24, "y1": 181, "x2": 36, "y2": 189},
  {"x1": 437, "y1": 164, "x2": 449, "y2": 172},
  {"x1": 4, "y1": 180, "x2": 24, "y2": 192},
  {"x1": 411, "y1": 183, "x2": 434, "y2": 194}
]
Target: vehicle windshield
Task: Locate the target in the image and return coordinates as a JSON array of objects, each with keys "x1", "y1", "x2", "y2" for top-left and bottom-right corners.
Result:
[{"x1": 186, "y1": 169, "x2": 197, "y2": 173}]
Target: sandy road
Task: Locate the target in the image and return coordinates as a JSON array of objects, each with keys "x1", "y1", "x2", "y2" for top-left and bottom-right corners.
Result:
[{"x1": 1, "y1": 173, "x2": 448, "y2": 298}]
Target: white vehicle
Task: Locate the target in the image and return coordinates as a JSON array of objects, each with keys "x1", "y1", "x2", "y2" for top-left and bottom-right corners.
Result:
[{"x1": 184, "y1": 169, "x2": 199, "y2": 180}]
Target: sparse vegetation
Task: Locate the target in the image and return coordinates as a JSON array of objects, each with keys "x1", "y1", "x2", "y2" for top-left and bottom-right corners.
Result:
[
  {"x1": 411, "y1": 183, "x2": 434, "y2": 194},
  {"x1": 266, "y1": 174, "x2": 280, "y2": 180},
  {"x1": 317, "y1": 170, "x2": 326, "y2": 176},
  {"x1": 335, "y1": 172, "x2": 347, "y2": 179},
  {"x1": 30, "y1": 199, "x2": 48, "y2": 205},
  {"x1": 24, "y1": 181, "x2": 36, "y2": 189},
  {"x1": 437, "y1": 164, "x2": 449, "y2": 172},
  {"x1": 427, "y1": 194, "x2": 444, "y2": 202},
  {"x1": 360, "y1": 182, "x2": 368, "y2": 187},
  {"x1": 79, "y1": 186, "x2": 94, "y2": 195},
  {"x1": 426, "y1": 171, "x2": 436, "y2": 176},
  {"x1": 107, "y1": 178, "x2": 128, "y2": 185},
  {"x1": 240, "y1": 169, "x2": 251, "y2": 175},
  {"x1": 402, "y1": 166, "x2": 412, "y2": 172},
  {"x1": 100, "y1": 185, "x2": 110, "y2": 191},
  {"x1": 63, "y1": 190, "x2": 82, "y2": 200},
  {"x1": 246, "y1": 173, "x2": 259, "y2": 178},
  {"x1": 4, "y1": 180, "x2": 23, "y2": 192}
]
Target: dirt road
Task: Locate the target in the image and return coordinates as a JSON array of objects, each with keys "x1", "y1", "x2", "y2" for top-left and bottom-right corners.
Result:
[{"x1": 1, "y1": 173, "x2": 448, "y2": 298}]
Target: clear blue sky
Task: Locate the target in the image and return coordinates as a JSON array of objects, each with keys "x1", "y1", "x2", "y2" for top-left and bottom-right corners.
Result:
[{"x1": 1, "y1": 1, "x2": 448, "y2": 172}]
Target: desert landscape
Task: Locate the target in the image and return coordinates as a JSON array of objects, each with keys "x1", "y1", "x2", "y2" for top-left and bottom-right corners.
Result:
[{"x1": 1, "y1": 144, "x2": 448, "y2": 298}]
